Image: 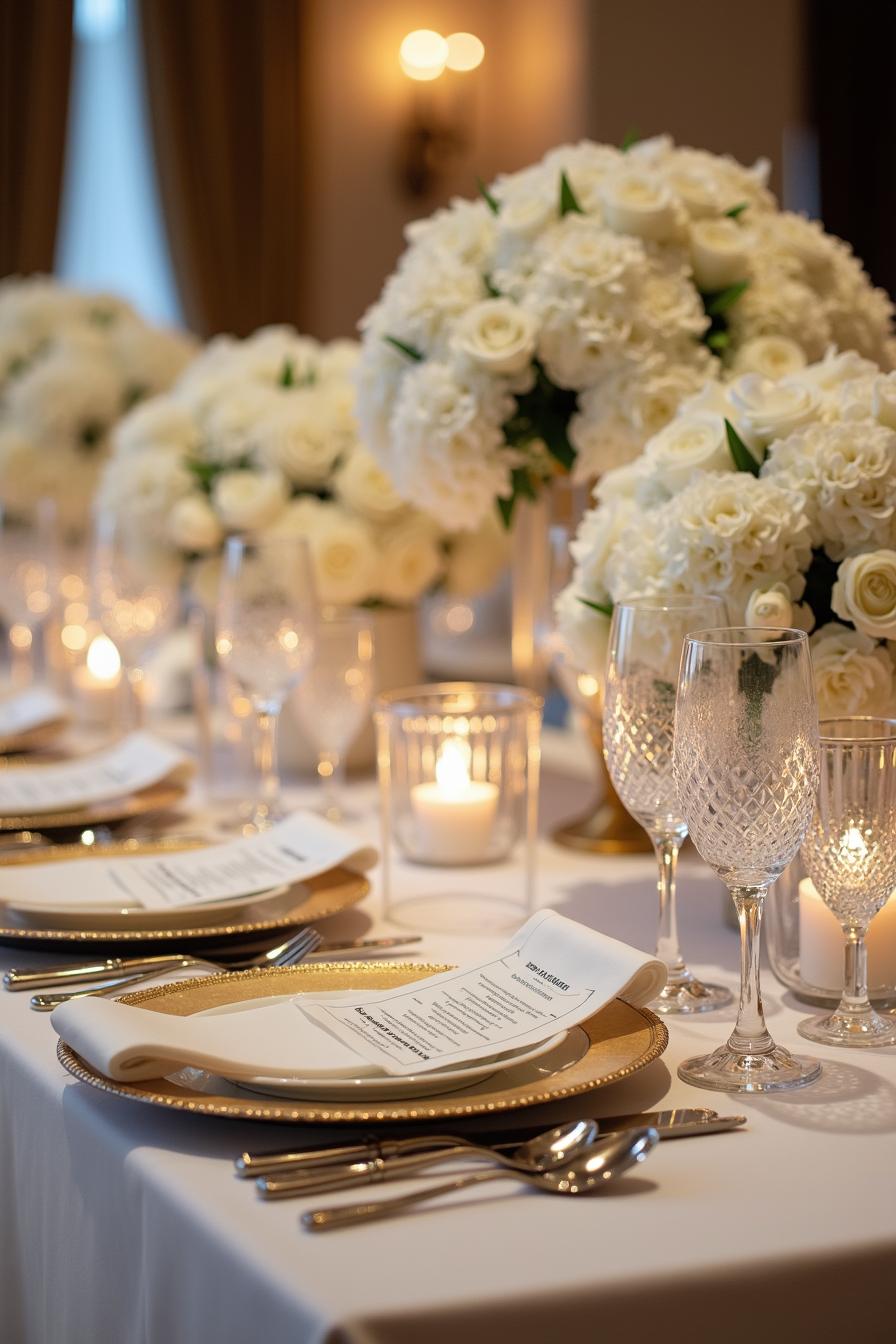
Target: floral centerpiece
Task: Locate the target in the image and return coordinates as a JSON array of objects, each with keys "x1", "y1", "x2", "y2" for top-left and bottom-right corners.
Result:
[
  {"x1": 99, "y1": 325, "x2": 506, "y2": 608},
  {"x1": 557, "y1": 349, "x2": 896, "y2": 717},
  {"x1": 0, "y1": 275, "x2": 195, "y2": 532},
  {"x1": 356, "y1": 136, "x2": 894, "y2": 531}
]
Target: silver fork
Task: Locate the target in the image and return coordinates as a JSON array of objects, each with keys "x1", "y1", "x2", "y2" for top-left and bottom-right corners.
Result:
[{"x1": 28, "y1": 926, "x2": 323, "y2": 1011}]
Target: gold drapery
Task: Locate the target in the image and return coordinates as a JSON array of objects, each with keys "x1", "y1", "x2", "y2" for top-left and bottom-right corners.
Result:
[
  {"x1": 140, "y1": 0, "x2": 307, "y2": 336},
  {"x1": 0, "y1": 0, "x2": 74, "y2": 275}
]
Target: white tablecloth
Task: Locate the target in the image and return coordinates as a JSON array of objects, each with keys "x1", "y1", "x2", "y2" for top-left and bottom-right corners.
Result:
[{"x1": 1, "y1": 731, "x2": 895, "y2": 1343}]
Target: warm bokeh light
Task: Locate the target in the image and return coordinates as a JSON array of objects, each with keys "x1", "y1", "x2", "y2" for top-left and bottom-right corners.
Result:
[
  {"x1": 61, "y1": 624, "x2": 89, "y2": 653},
  {"x1": 86, "y1": 633, "x2": 122, "y2": 682},
  {"x1": 445, "y1": 32, "x2": 484, "y2": 72},
  {"x1": 399, "y1": 29, "x2": 448, "y2": 81}
]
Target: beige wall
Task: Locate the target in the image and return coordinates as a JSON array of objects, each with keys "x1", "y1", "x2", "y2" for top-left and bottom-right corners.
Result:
[{"x1": 301, "y1": 0, "x2": 808, "y2": 339}]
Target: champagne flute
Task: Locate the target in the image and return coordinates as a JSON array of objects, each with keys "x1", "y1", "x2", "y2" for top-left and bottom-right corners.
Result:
[
  {"x1": 92, "y1": 510, "x2": 181, "y2": 726},
  {"x1": 216, "y1": 535, "x2": 316, "y2": 832},
  {"x1": 674, "y1": 626, "x2": 821, "y2": 1092},
  {"x1": 798, "y1": 717, "x2": 896, "y2": 1047},
  {"x1": 292, "y1": 608, "x2": 375, "y2": 823},
  {"x1": 603, "y1": 594, "x2": 732, "y2": 1013}
]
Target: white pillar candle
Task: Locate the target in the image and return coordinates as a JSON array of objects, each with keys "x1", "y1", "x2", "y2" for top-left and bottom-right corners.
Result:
[
  {"x1": 72, "y1": 635, "x2": 122, "y2": 728},
  {"x1": 799, "y1": 877, "x2": 896, "y2": 991},
  {"x1": 410, "y1": 736, "x2": 499, "y2": 865}
]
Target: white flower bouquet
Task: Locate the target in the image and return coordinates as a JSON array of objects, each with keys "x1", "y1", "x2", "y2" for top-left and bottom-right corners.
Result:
[
  {"x1": 356, "y1": 136, "x2": 894, "y2": 532},
  {"x1": 100, "y1": 326, "x2": 506, "y2": 608},
  {"x1": 0, "y1": 275, "x2": 195, "y2": 532},
  {"x1": 557, "y1": 349, "x2": 896, "y2": 717}
]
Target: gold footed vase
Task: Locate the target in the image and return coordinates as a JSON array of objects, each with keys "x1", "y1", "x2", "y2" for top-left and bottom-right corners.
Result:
[{"x1": 552, "y1": 718, "x2": 652, "y2": 855}]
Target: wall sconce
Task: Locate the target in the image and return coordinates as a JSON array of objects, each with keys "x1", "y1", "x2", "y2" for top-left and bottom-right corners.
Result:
[{"x1": 398, "y1": 29, "x2": 485, "y2": 197}]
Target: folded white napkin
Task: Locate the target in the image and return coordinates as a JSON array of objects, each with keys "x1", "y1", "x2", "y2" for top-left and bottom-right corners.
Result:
[
  {"x1": 0, "y1": 687, "x2": 68, "y2": 744},
  {"x1": 51, "y1": 911, "x2": 667, "y2": 1082},
  {"x1": 0, "y1": 731, "x2": 191, "y2": 815}
]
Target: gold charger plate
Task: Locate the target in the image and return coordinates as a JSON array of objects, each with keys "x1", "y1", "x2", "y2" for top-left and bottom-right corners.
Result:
[
  {"x1": 56, "y1": 962, "x2": 668, "y2": 1124},
  {"x1": 0, "y1": 863, "x2": 368, "y2": 950},
  {"x1": 0, "y1": 779, "x2": 189, "y2": 833}
]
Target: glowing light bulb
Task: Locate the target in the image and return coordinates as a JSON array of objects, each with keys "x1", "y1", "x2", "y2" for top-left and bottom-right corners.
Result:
[
  {"x1": 445, "y1": 32, "x2": 484, "y2": 72},
  {"x1": 399, "y1": 29, "x2": 448, "y2": 81},
  {"x1": 435, "y1": 735, "x2": 472, "y2": 797},
  {"x1": 86, "y1": 634, "x2": 121, "y2": 682}
]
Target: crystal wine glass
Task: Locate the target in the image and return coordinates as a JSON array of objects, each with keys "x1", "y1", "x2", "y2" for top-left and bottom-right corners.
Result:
[
  {"x1": 674, "y1": 626, "x2": 821, "y2": 1092},
  {"x1": 216, "y1": 535, "x2": 317, "y2": 832},
  {"x1": 291, "y1": 607, "x2": 375, "y2": 823},
  {"x1": 92, "y1": 510, "x2": 181, "y2": 726},
  {"x1": 0, "y1": 499, "x2": 58, "y2": 685},
  {"x1": 603, "y1": 594, "x2": 732, "y2": 1014},
  {"x1": 798, "y1": 717, "x2": 896, "y2": 1047}
]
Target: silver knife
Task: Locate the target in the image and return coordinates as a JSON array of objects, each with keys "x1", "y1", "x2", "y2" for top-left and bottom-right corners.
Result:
[
  {"x1": 235, "y1": 1108, "x2": 726, "y2": 1177},
  {"x1": 6, "y1": 934, "x2": 423, "y2": 992}
]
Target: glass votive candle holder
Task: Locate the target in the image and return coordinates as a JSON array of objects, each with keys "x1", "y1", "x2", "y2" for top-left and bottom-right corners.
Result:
[{"x1": 375, "y1": 683, "x2": 542, "y2": 929}]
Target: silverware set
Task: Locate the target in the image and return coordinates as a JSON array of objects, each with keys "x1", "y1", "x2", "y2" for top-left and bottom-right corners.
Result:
[
  {"x1": 5, "y1": 931, "x2": 423, "y2": 1009},
  {"x1": 235, "y1": 1108, "x2": 746, "y2": 1228}
]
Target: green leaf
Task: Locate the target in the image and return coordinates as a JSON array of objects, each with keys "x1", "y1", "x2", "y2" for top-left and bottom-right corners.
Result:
[
  {"x1": 620, "y1": 127, "x2": 641, "y2": 152},
  {"x1": 707, "y1": 330, "x2": 730, "y2": 352},
  {"x1": 579, "y1": 597, "x2": 614, "y2": 618},
  {"x1": 706, "y1": 280, "x2": 749, "y2": 316},
  {"x1": 279, "y1": 357, "x2": 295, "y2": 387},
  {"x1": 484, "y1": 273, "x2": 501, "y2": 299},
  {"x1": 725, "y1": 419, "x2": 761, "y2": 476},
  {"x1": 476, "y1": 176, "x2": 500, "y2": 215},
  {"x1": 497, "y1": 467, "x2": 539, "y2": 530},
  {"x1": 559, "y1": 170, "x2": 584, "y2": 217},
  {"x1": 79, "y1": 421, "x2": 104, "y2": 452},
  {"x1": 384, "y1": 335, "x2": 423, "y2": 362},
  {"x1": 725, "y1": 201, "x2": 748, "y2": 219}
]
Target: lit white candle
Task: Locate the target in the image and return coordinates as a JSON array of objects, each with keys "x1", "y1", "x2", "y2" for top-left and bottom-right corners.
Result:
[
  {"x1": 72, "y1": 635, "x2": 122, "y2": 728},
  {"x1": 799, "y1": 877, "x2": 896, "y2": 991},
  {"x1": 410, "y1": 736, "x2": 499, "y2": 865}
]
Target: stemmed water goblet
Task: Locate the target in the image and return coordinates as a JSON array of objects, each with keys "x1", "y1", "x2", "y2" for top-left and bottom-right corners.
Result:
[
  {"x1": 92, "y1": 510, "x2": 181, "y2": 726},
  {"x1": 798, "y1": 717, "x2": 896, "y2": 1047},
  {"x1": 216, "y1": 535, "x2": 317, "y2": 833},
  {"x1": 603, "y1": 594, "x2": 732, "y2": 1014},
  {"x1": 291, "y1": 607, "x2": 375, "y2": 823},
  {"x1": 674, "y1": 626, "x2": 821, "y2": 1092}
]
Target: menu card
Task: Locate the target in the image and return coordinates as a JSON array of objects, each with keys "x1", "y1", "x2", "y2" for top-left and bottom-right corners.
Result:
[
  {"x1": 300, "y1": 909, "x2": 667, "y2": 1076},
  {"x1": 0, "y1": 732, "x2": 190, "y2": 815},
  {"x1": 0, "y1": 688, "x2": 68, "y2": 741},
  {"x1": 0, "y1": 812, "x2": 378, "y2": 912}
]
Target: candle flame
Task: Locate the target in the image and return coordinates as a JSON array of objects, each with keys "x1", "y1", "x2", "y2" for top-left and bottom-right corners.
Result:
[
  {"x1": 86, "y1": 634, "x2": 121, "y2": 682},
  {"x1": 435, "y1": 735, "x2": 472, "y2": 798}
]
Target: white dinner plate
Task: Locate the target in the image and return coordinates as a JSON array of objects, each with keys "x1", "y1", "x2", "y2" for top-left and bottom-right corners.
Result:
[{"x1": 191, "y1": 992, "x2": 570, "y2": 1101}]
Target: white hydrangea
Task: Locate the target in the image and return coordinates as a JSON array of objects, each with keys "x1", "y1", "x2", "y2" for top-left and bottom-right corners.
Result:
[{"x1": 357, "y1": 137, "x2": 892, "y2": 530}]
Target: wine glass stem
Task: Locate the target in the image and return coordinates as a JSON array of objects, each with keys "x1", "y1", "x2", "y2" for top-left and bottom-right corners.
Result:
[
  {"x1": 728, "y1": 886, "x2": 773, "y2": 1056},
  {"x1": 254, "y1": 708, "x2": 281, "y2": 816},
  {"x1": 651, "y1": 833, "x2": 687, "y2": 982},
  {"x1": 840, "y1": 926, "x2": 872, "y2": 1017},
  {"x1": 317, "y1": 751, "x2": 345, "y2": 823},
  {"x1": 125, "y1": 667, "x2": 145, "y2": 729}
]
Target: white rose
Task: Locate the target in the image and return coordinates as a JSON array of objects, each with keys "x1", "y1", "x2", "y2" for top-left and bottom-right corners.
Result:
[
  {"x1": 731, "y1": 336, "x2": 807, "y2": 380},
  {"x1": 307, "y1": 506, "x2": 378, "y2": 605},
  {"x1": 333, "y1": 448, "x2": 406, "y2": 521},
  {"x1": 375, "y1": 518, "x2": 445, "y2": 605},
  {"x1": 689, "y1": 218, "x2": 750, "y2": 292},
  {"x1": 600, "y1": 171, "x2": 678, "y2": 241},
  {"x1": 727, "y1": 373, "x2": 819, "y2": 443},
  {"x1": 452, "y1": 299, "x2": 537, "y2": 375},
  {"x1": 115, "y1": 397, "x2": 201, "y2": 458},
  {"x1": 811, "y1": 622, "x2": 895, "y2": 717},
  {"x1": 168, "y1": 493, "x2": 223, "y2": 554},
  {"x1": 831, "y1": 550, "x2": 896, "y2": 640},
  {"x1": 267, "y1": 495, "x2": 329, "y2": 540},
  {"x1": 211, "y1": 470, "x2": 288, "y2": 532},
  {"x1": 642, "y1": 413, "x2": 730, "y2": 492},
  {"x1": 255, "y1": 392, "x2": 345, "y2": 489},
  {"x1": 744, "y1": 583, "x2": 793, "y2": 629}
]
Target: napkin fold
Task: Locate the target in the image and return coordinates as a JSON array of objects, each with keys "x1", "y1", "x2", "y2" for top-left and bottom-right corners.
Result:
[{"x1": 51, "y1": 911, "x2": 667, "y2": 1083}]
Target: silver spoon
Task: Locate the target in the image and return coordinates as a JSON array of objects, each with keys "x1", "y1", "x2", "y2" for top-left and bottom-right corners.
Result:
[
  {"x1": 259, "y1": 1118, "x2": 599, "y2": 1200},
  {"x1": 302, "y1": 1127, "x2": 658, "y2": 1231}
]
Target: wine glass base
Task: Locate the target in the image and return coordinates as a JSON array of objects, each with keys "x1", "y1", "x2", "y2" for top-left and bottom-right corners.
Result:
[
  {"x1": 797, "y1": 1007, "x2": 896, "y2": 1048},
  {"x1": 650, "y1": 978, "x2": 733, "y2": 1015},
  {"x1": 678, "y1": 1042, "x2": 822, "y2": 1093}
]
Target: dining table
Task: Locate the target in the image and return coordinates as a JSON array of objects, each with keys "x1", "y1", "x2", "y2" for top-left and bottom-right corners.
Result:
[{"x1": 0, "y1": 724, "x2": 894, "y2": 1344}]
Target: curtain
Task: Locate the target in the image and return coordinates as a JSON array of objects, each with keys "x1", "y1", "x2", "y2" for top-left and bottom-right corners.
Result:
[
  {"x1": 0, "y1": 0, "x2": 74, "y2": 275},
  {"x1": 809, "y1": 0, "x2": 896, "y2": 298},
  {"x1": 140, "y1": 0, "x2": 306, "y2": 337}
]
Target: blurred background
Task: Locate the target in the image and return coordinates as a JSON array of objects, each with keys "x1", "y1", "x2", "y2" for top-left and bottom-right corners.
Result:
[{"x1": 3, "y1": 0, "x2": 891, "y2": 344}]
